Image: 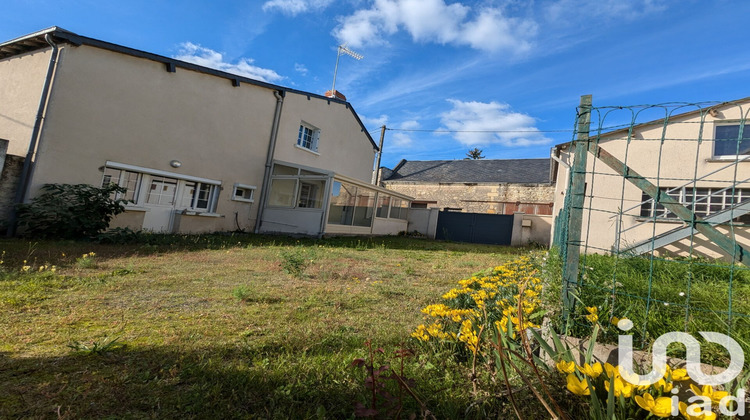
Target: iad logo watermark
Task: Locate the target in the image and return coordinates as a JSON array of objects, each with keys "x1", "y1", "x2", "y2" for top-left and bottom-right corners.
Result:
[{"x1": 617, "y1": 318, "x2": 746, "y2": 416}]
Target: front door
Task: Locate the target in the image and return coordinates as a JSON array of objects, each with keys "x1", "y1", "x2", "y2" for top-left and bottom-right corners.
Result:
[{"x1": 142, "y1": 176, "x2": 178, "y2": 232}]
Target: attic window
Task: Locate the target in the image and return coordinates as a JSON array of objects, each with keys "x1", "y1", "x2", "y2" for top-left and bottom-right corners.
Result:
[{"x1": 297, "y1": 123, "x2": 320, "y2": 153}]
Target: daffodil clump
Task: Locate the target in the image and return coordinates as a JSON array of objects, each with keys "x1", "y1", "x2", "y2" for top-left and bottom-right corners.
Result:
[
  {"x1": 412, "y1": 256, "x2": 544, "y2": 355},
  {"x1": 557, "y1": 357, "x2": 736, "y2": 419}
]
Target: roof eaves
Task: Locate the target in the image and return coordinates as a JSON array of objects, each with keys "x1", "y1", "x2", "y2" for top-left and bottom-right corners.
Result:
[
  {"x1": 2, "y1": 27, "x2": 378, "y2": 150},
  {"x1": 555, "y1": 96, "x2": 750, "y2": 148}
]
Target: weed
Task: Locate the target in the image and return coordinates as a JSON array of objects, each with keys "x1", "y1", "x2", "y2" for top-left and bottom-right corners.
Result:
[
  {"x1": 233, "y1": 285, "x2": 253, "y2": 302},
  {"x1": 76, "y1": 252, "x2": 98, "y2": 269},
  {"x1": 351, "y1": 341, "x2": 432, "y2": 419},
  {"x1": 280, "y1": 248, "x2": 309, "y2": 278},
  {"x1": 67, "y1": 336, "x2": 122, "y2": 355}
]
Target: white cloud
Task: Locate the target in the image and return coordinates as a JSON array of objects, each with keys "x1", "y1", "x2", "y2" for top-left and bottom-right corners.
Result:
[
  {"x1": 262, "y1": 0, "x2": 333, "y2": 15},
  {"x1": 333, "y1": 0, "x2": 537, "y2": 53},
  {"x1": 391, "y1": 120, "x2": 420, "y2": 148},
  {"x1": 440, "y1": 99, "x2": 551, "y2": 147},
  {"x1": 294, "y1": 63, "x2": 308, "y2": 76},
  {"x1": 174, "y1": 42, "x2": 284, "y2": 83},
  {"x1": 361, "y1": 114, "x2": 389, "y2": 128},
  {"x1": 545, "y1": 0, "x2": 668, "y2": 23}
]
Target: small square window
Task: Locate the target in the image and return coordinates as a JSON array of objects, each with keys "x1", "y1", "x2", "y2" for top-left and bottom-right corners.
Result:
[
  {"x1": 297, "y1": 123, "x2": 320, "y2": 152},
  {"x1": 714, "y1": 124, "x2": 750, "y2": 158},
  {"x1": 232, "y1": 183, "x2": 256, "y2": 203}
]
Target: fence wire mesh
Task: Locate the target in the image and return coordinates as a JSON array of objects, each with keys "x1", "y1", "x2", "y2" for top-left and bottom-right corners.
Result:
[{"x1": 555, "y1": 97, "x2": 750, "y2": 356}]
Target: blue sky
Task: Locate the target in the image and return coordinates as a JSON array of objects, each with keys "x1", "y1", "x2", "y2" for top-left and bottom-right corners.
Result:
[{"x1": 4, "y1": 0, "x2": 750, "y2": 168}]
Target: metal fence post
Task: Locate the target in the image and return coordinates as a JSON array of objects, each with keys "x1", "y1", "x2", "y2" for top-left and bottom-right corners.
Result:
[{"x1": 562, "y1": 94, "x2": 592, "y2": 318}]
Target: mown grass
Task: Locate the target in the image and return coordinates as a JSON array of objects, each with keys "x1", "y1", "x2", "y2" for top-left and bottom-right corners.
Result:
[{"x1": 0, "y1": 234, "x2": 530, "y2": 419}]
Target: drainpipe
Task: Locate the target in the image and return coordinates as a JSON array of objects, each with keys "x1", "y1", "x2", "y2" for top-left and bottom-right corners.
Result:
[
  {"x1": 254, "y1": 89, "x2": 285, "y2": 234},
  {"x1": 8, "y1": 34, "x2": 60, "y2": 236}
]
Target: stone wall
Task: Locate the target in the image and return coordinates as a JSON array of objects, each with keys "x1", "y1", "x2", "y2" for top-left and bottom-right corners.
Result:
[
  {"x1": 383, "y1": 182, "x2": 555, "y2": 215},
  {"x1": 0, "y1": 154, "x2": 24, "y2": 230}
]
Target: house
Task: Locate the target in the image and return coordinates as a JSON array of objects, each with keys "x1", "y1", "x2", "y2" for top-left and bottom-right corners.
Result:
[
  {"x1": 551, "y1": 96, "x2": 750, "y2": 260},
  {"x1": 381, "y1": 158, "x2": 555, "y2": 214},
  {"x1": 0, "y1": 27, "x2": 412, "y2": 237}
]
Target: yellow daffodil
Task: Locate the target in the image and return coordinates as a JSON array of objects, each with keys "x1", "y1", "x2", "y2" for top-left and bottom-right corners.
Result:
[
  {"x1": 604, "y1": 376, "x2": 635, "y2": 398},
  {"x1": 583, "y1": 306, "x2": 599, "y2": 322},
  {"x1": 670, "y1": 368, "x2": 689, "y2": 381},
  {"x1": 634, "y1": 393, "x2": 673, "y2": 417},
  {"x1": 578, "y1": 362, "x2": 603, "y2": 379},
  {"x1": 619, "y1": 370, "x2": 653, "y2": 390},
  {"x1": 566, "y1": 374, "x2": 591, "y2": 396},
  {"x1": 679, "y1": 401, "x2": 717, "y2": 420},
  {"x1": 690, "y1": 384, "x2": 729, "y2": 405},
  {"x1": 556, "y1": 359, "x2": 576, "y2": 374},
  {"x1": 604, "y1": 362, "x2": 619, "y2": 379}
]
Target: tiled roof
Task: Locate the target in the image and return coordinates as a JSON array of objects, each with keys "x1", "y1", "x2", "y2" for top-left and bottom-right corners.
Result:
[{"x1": 383, "y1": 158, "x2": 552, "y2": 184}]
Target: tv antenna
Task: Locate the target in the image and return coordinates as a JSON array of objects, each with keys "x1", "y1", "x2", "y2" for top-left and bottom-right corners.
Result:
[{"x1": 331, "y1": 44, "x2": 363, "y2": 93}]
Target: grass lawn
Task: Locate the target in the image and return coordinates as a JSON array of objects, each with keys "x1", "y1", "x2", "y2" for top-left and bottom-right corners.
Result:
[{"x1": 0, "y1": 234, "x2": 528, "y2": 419}]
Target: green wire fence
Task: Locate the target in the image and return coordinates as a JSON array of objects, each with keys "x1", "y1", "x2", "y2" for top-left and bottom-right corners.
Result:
[{"x1": 554, "y1": 95, "x2": 750, "y2": 358}]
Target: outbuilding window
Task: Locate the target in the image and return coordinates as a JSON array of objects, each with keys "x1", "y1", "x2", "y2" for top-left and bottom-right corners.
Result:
[{"x1": 714, "y1": 124, "x2": 750, "y2": 158}]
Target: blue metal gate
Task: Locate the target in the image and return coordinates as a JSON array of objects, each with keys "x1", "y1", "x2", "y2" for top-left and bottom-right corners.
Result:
[{"x1": 435, "y1": 211, "x2": 513, "y2": 245}]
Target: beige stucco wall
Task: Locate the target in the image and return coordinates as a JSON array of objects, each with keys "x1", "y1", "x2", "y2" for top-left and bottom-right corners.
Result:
[
  {"x1": 383, "y1": 182, "x2": 554, "y2": 214},
  {"x1": 273, "y1": 94, "x2": 376, "y2": 181},
  {"x1": 23, "y1": 44, "x2": 276, "y2": 232},
  {"x1": 0, "y1": 48, "x2": 51, "y2": 156},
  {"x1": 4, "y1": 42, "x2": 379, "y2": 235},
  {"x1": 554, "y1": 101, "x2": 750, "y2": 259},
  {"x1": 109, "y1": 210, "x2": 146, "y2": 230},
  {"x1": 520, "y1": 214, "x2": 552, "y2": 246}
]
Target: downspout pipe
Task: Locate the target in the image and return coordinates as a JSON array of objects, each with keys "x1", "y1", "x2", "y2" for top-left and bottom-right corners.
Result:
[
  {"x1": 254, "y1": 89, "x2": 285, "y2": 234},
  {"x1": 8, "y1": 34, "x2": 60, "y2": 236}
]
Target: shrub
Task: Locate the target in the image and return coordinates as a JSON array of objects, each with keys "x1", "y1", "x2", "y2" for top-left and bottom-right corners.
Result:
[{"x1": 17, "y1": 183, "x2": 129, "y2": 239}]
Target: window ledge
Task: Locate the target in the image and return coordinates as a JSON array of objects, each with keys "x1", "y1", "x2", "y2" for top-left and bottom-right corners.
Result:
[
  {"x1": 706, "y1": 157, "x2": 750, "y2": 162},
  {"x1": 180, "y1": 211, "x2": 223, "y2": 218},
  {"x1": 231, "y1": 198, "x2": 255, "y2": 203},
  {"x1": 294, "y1": 144, "x2": 320, "y2": 156},
  {"x1": 124, "y1": 205, "x2": 149, "y2": 212}
]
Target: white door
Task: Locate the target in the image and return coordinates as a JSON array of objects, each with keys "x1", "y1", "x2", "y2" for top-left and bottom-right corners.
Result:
[{"x1": 142, "y1": 176, "x2": 178, "y2": 232}]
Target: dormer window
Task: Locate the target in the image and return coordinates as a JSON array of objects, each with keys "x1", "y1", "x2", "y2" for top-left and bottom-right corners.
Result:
[{"x1": 297, "y1": 122, "x2": 320, "y2": 153}]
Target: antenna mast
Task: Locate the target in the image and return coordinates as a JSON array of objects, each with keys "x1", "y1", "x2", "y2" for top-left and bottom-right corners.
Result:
[{"x1": 331, "y1": 45, "x2": 363, "y2": 93}]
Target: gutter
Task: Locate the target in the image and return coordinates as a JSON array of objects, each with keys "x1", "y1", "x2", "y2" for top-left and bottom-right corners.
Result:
[
  {"x1": 254, "y1": 89, "x2": 286, "y2": 234},
  {"x1": 8, "y1": 34, "x2": 60, "y2": 236}
]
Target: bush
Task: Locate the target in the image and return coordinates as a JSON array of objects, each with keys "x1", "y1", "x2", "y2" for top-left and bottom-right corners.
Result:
[{"x1": 16, "y1": 183, "x2": 129, "y2": 239}]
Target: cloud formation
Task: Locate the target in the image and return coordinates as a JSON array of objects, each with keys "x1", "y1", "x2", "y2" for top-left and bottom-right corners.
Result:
[
  {"x1": 440, "y1": 99, "x2": 551, "y2": 147},
  {"x1": 174, "y1": 43, "x2": 284, "y2": 83},
  {"x1": 262, "y1": 0, "x2": 333, "y2": 15},
  {"x1": 391, "y1": 120, "x2": 420, "y2": 148},
  {"x1": 333, "y1": 0, "x2": 536, "y2": 53}
]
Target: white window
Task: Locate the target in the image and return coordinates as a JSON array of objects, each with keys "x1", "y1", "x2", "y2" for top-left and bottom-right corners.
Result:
[
  {"x1": 714, "y1": 124, "x2": 750, "y2": 158},
  {"x1": 297, "y1": 123, "x2": 320, "y2": 152},
  {"x1": 181, "y1": 181, "x2": 218, "y2": 211},
  {"x1": 232, "y1": 183, "x2": 256, "y2": 203},
  {"x1": 102, "y1": 162, "x2": 221, "y2": 213},
  {"x1": 639, "y1": 186, "x2": 750, "y2": 223},
  {"x1": 102, "y1": 167, "x2": 141, "y2": 203}
]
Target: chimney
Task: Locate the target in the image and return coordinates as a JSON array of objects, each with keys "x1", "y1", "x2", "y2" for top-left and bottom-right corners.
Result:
[{"x1": 324, "y1": 89, "x2": 347, "y2": 101}]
